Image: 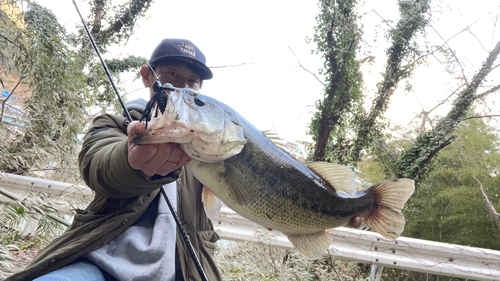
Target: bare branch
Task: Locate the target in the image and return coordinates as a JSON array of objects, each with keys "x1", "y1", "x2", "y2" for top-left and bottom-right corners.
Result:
[
  {"x1": 473, "y1": 176, "x2": 500, "y2": 229},
  {"x1": 326, "y1": 249, "x2": 343, "y2": 281},
  {"x1": 467, "y1": 29, "x2": 490, "y2": 53},
  {"x1": 462, "y1": 114, "x2": 500, "y2": 121},
  {"x1": 459, "y1": 12, "x2": 490, "y2": 53},
  {"x1": 429, "y1": 23, "x2": 469, "y2": 86},
  {"x1": 409, "y1": 84, "x2": 466, "y2": 137},
  {"x1": 208, "y1": 63, "x2": 251, "y2": 69},
  {"x1": 428, "y1": 83, "x2": 467, "y2": 114},
  {"x1": 412, "y1": 20, "x2": 478, "y2": 66},
  {"x1": 0, "y1": 77, "x2": 23, "y2": 123},
  {"x1": 492, "y1": 62, "x2": 500, "y2": 71},
  {"x1": 370, "y1": 9, "x2": 394, "y2": 29},
  {"x1": 288, "y1": 47, "x2": 325, "y2": 87},
  {"x1": 474, "y1": 84, "x2": 500, "y2": 100},
  {"x1": 0, "y1": 33, "x2": 23, "y2": 49},
  {"x1": 412, "y1": 96, "x2": 427, "y2": 131}
]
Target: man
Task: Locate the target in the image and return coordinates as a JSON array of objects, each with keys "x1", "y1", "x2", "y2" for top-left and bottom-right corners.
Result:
[
  {"x1": 7, "y1": 39, "x2": 221, "y2": 281},
  {"x1": 8, "y1": 38, "x2": 363, "y2": 281}
]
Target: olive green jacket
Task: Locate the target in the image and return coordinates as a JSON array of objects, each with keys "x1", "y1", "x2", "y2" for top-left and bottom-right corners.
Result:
[{"x1": 6, "y1": 109, "x2": 221, "y2": 281}]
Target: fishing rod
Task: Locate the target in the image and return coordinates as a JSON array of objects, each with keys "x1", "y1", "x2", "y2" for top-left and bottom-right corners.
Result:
[{"x1": 72, "y1": 1, "x2": 209, "y2": 281}]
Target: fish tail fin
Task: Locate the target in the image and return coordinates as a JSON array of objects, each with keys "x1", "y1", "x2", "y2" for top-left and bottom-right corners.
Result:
[{"x1": 364, "y1": 179, "x2": 415, "y2": 239}]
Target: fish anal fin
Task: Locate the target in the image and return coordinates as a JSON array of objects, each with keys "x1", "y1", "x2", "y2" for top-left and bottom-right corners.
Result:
[
  {"x1": 364, "y1": 179, "x2": 415, "y2": 239},
  {"x1": 201, "y1": 186, "x2": 222, "y2": 220},
  {"x1": 306, "y1": 162, "x2": 357, "y2": 194},
  {"x1": 286, "y1": 230, "x2": 333, "y2": 259},
  {"x1": 225, "y1": 163, "x2": 256, "y2": 206}
]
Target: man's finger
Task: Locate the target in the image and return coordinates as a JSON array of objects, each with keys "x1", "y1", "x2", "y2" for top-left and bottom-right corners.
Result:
[
  {"x1": 146, "y1": 143, "x2": 174, "y2": 169},
  {"x1": 166, "y1": 145, "x2": 184, "y2": 164},
  {"x1": 173, "y1": 153, "x2": 191, "y2": 171}
]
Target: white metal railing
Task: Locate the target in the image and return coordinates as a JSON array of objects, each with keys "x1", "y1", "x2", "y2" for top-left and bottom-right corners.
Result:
[
  {"x1": 0, "y1": 172, "x2": 92, "y2": 212},
  {"x1": 1, "y1": 173, "x2": 500, "y2": 280}
]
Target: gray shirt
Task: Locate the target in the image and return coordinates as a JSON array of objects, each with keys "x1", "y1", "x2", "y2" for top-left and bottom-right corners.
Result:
[{"x1": 86, "y1": 182, "x2": 178, "y2": 281}]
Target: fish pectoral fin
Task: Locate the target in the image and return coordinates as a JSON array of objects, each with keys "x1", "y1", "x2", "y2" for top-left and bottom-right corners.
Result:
[
  {"x1": 201, "y1": 186, "x2": 222, "y2": 220},
  {"x1": 286, "y1": 231, "x2": 333, "y2": 259},
  {"x1": 306, "y1": 162, "x2": 357, "y2": 194},
  {"x1": 225, "y1": 163, "x2": 256, "y2": 206}
]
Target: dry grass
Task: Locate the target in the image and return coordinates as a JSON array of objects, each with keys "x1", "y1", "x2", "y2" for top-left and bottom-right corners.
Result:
[{"x1": 215, "y1": 227, "x2": 370, "y2": 281}]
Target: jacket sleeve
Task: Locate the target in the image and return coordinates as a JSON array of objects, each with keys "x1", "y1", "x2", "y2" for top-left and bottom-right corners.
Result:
[{"x1": 78, "y1": 113, "x2": 180, "y2": 198}]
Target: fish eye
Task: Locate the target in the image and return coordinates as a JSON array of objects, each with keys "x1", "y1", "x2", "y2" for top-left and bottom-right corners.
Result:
[{"x1": 194, "y1": 97, "x2": 206, "y2": 106}]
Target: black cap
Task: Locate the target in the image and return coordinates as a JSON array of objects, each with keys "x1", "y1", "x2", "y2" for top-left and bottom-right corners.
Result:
[{"x1": 149, "y1": 39, "x2": 213, "y2": 80}]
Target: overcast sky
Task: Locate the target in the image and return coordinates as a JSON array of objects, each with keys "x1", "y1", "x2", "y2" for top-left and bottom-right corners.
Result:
[{"x1": 42, "y1": 0, "x2": 500, "y2": 142}]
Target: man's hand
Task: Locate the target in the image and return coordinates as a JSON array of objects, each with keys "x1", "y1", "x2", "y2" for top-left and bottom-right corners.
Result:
[{"x1": 127, "y1": 121, "x2": 191, "y2": 176}]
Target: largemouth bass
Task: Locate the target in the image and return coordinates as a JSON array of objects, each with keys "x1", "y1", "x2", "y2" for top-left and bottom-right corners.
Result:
[{"x1": 133, "y1": 85, "x2": 415, "y2": 259}]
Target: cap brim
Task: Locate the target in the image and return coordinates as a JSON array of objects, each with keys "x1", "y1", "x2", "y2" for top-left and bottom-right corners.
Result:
[{"x1": 150, "y1": 56, "x2": 213, "y2": 80}]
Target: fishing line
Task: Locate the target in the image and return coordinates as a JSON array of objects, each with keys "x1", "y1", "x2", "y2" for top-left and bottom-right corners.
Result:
[
  {"x1": 147, "y1": 60, "x2": 161, "y2": 81},
  {"x1": 72, "y1": 1, "x2": 209, "y2": 280}
]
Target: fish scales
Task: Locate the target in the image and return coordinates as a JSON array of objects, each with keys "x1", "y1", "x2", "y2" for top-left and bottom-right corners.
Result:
[{"x1": 191, "y1": 129, "x2": 374, "y2": 233}]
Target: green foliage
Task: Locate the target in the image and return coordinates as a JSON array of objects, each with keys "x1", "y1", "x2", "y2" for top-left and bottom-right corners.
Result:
[
  {"x1": 308, "y1": 0, "x2": 431, "y2": 168},
  {"x1": 87, "y1": 0, "x2": 154, "y2": 51},
  {"x1": 357, "y1": 124, "x2": 417, "y2": 182},
  {"x1": 0, "y1": 2, "x2": 89, "y2": 177},
  {"x1": 403, "y1": 119, "x2": 500, "y2": 249},
  {"x1": 357, "y1": 156, "x2": 390, "y2": 184},
  {"x1": 395, "y1": 41, "x2": 500, "y2": 182},
  {"x1": 0, "y1": 0, "x2": 151, "y2": 180},
  {"x1": 84, "y1": 55, "x2": 147, "y2": 113},
  {"x1": 350, "y1": 0, "x2": 430, "y2": 165},
  {"x1": 106, "y1": 56, "x2": 147, "y2": 74},
  {"x1": 0, "y1": 192, "x2": 70, "y2": 246}
]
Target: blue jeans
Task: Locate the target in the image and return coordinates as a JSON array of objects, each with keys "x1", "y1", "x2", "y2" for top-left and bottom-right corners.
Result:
[{"x1": 33, "y1": 260, "x2": 114, "y2": 281}]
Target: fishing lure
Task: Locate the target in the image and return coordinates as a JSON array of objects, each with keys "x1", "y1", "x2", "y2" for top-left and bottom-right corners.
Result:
[{"x1": 140, "y1": 80, "x2": 175, "y2": 128}]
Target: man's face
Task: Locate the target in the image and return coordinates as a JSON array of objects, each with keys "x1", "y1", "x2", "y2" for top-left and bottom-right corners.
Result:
[{"x1": 141, "y1": 63, "x2": 202, "y2": 98}]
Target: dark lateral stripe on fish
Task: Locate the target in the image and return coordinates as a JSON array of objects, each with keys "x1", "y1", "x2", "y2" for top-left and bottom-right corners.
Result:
[{"x1": 293, "y1": 194, "x2": 374, "y2": 218}]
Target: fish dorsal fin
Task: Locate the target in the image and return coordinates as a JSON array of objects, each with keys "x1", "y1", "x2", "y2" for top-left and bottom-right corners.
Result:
[
  {"x1": 261, "y1": 130, "x2": 293, "y2": 156},
  {"x1": 305, "y1": 162, "x2": 357, "y2": 194},
  {"x1": 201, "y1": 186, "x2": 222, "y2": 220}
]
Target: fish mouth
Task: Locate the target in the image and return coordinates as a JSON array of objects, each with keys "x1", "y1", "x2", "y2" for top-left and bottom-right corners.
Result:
[
  {"x1": 132, "y1": 119, "x2": 193, "y2": 145},
  {"x1": 131, "y1": 118, "x2": 245, "y2": 163},
  {"x1": 130, "y1": 87, "x2": 246, "y2": 163}
]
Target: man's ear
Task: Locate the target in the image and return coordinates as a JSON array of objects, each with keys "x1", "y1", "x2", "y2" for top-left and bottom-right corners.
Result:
[{"x1": 140, "y1": 65, "x2": 152, "y2": 87}]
